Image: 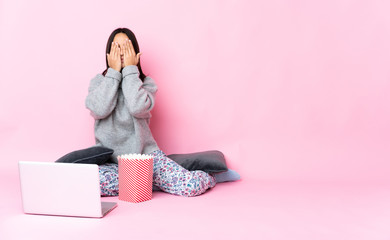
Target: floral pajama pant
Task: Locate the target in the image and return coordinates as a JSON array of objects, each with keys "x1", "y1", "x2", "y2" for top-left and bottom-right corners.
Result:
[{"x1": 99, "y1": 150, "x2": 216, "y2": 197}]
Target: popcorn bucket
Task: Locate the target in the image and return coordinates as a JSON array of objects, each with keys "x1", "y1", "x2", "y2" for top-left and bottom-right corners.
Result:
[{"x1": 117, "y1": 154, "x2": 154, "y2": 203}]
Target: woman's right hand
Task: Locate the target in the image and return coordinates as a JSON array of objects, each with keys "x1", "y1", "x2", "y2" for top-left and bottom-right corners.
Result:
[{"x1": 107, "y1": 42, "x2": 121, "y2": 72}]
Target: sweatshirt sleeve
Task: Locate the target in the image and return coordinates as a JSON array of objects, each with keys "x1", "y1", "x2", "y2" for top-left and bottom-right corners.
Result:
[
  {"x1": 85, "y1": 68, "x2": 122, "y2": 119},
  {"x1": 121, "y1": 65, "x2": 158, "y2": 118}
]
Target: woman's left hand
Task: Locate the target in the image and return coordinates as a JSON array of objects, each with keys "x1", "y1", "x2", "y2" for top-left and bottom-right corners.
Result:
[{"x1": 123, "y1": 39, "x2": 142, "y2": 67}]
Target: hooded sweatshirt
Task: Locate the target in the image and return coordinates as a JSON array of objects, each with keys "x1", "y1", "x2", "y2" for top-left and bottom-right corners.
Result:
[{"x1": 85, "y1": 65, "x2": 159, "y2": 163}]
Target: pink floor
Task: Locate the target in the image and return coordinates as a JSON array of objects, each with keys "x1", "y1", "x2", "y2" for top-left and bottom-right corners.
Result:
[{"x1": 1, "y1": 165, "x2": 390, "y2": 240}]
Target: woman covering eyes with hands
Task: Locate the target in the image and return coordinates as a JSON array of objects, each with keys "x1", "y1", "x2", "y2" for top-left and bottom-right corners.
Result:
[
  {"x1": 107, "y1": 36, "x2": 141, "y2": 72},
  {"x1": 85, "y1": 28, "x2": 216, "y2": 197}
]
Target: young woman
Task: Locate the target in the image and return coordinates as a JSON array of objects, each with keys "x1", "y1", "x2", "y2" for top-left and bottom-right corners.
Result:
[{"x1": 85, "y1": 28, "x2": 216, "y2": 197}]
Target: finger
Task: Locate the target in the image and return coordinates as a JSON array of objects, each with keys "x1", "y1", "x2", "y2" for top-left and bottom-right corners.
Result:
[
  {"x1": 115, "y1": 42, "x2": 120, "y2": 59},
  {"x1": 107, "y1": 53, "x2": 112, "y2": 67},
  {"x1": 126, "y1": 40, "x2": 132, "y2": 56},
  {"x1": 110, "y1": 42, "x2": 115, "y2": 54},
  {"x1": 126, "y1": 39, "x2": 132, "y2": 56},
  {"x1": 126, "y1": 41, "x2": 133, "y2": 57},
  {"x1": 112, "y1": 42, "x2": 116, "y2": 57}
]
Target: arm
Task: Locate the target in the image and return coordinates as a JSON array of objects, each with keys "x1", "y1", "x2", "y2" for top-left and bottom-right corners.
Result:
[
  {"x1": 85, "y1": 68, "x2": 122, "y2": 119},
  {"x1": 121, "y1": 65, "x2": 158, "y2": 118}
]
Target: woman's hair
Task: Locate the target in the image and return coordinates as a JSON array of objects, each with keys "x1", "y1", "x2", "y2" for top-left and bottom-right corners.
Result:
[{"x1": 102, "y1": 27, "x2": 146, "y2": 81}]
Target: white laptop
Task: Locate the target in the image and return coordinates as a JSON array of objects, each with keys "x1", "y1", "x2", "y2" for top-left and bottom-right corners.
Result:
[{"x1": 18, "y1": 161, "x2": 117, "y2": 218}]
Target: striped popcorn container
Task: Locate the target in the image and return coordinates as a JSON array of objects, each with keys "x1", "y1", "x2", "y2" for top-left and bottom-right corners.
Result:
[{"x1": 117, "y1": 154, "x2": 154, "y2": 203}]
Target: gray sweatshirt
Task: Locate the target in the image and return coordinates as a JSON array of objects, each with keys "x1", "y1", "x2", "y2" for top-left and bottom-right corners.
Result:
[{"x1": 85, "y1": 65, "x2": 160, "y2": 163}]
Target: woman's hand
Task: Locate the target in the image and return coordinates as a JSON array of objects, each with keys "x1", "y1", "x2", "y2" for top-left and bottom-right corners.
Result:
[
  {"x1": 107, "y1": 42, "x2": 122, "y2": 72},
  {"x1": 123, "y1": 39, "x2": 142, "y2": 67}
]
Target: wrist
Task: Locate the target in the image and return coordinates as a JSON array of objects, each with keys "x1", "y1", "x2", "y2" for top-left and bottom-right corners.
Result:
[
  {"x1": 122, "y1": 65, "x2": 139, "y2": 77},
  {"x1": 106, "y1": 68, "x2": 122, "y2": 81},
  {"x1": 111, "y1": 67, "x2": 121, "y2": 72},
  {"x1": 124, "y1": 63, "x2": 136, "y2": 67}
]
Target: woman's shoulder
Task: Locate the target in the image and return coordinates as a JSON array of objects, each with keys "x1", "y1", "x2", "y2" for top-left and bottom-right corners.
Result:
[
  {"x1": 144, "y1": 75, "x2": 153, "y2": 81},
  {"x1": 91, "y1": 69, "x2": 106, "y2": 79},
  {"x1": 95, "y1": 72, "x2": 104, "y2": 78},
  {"x1": 92, "y1": 68, "x2": 118, "y2": 81},
  {"x1": 91, "y1": 73, "x2": 104, "y2": 82},
  {"x1": 143, "y1": 75, "x2": 156, "y2": 82},
  {"x1": 87, "y1": 69, "x2": 103, "y2": 81},
  {"x1": 143, "y1": 75, "x2": 157, "y2": 86}
]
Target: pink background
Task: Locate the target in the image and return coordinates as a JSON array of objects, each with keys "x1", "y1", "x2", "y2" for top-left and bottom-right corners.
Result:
[
  {"x1": 2, "y1": 1, "x2": 390, "y2": 239},
  {"x1": 1, "y1": 0, "x2": 390, "y2": 182}
]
